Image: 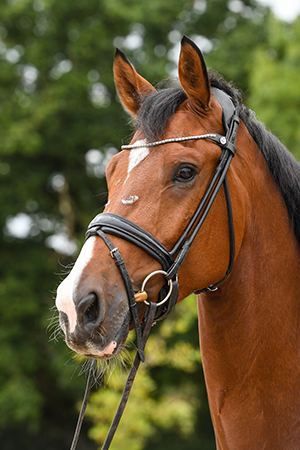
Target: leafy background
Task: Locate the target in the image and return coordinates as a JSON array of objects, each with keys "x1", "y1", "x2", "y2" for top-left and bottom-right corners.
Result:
[{"x1": 1, "y1": 0, "x2": 300, "y2": 449}]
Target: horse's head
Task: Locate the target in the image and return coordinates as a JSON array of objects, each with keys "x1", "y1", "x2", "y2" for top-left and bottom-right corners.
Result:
[{"x1": 55, "y1": 36, "x2": 246, "y2": 359}]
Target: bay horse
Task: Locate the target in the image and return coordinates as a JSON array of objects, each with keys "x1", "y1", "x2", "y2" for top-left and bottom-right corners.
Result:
[{"x1": 56, "y1": 36, "x2": 300, "y2": 449}]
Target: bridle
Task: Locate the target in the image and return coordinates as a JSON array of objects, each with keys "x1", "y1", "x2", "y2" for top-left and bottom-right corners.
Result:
[
  {"x1": 70, "y1": 88, "x2": 240, "y2": 450},
  {"x1": 85, "y1": 88, "x2": 239, "y2": 357}
]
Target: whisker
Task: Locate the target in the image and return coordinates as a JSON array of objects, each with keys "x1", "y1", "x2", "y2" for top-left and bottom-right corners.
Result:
[
  {"x1": 48, "y1": 325, "x2": 63, "y2": 342},
  {"x1": 47, "y1": 311, "x2": 63, "y2": 342},
  {"x1": 54, "y1": 261, "x2": 76, "y2": 280},
  {"x1": 118, "y1": 347, "x2": 133, "y2": 371},
  {"x1": 49, "y1": 304, "x2": 58, "y2": 312}
]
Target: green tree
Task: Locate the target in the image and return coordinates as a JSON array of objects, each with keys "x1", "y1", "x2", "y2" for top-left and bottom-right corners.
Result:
[
  {"x1": 86, "y1": 297, "x2": 211, "y2": 450},
  {"x1": 247, "y1": 16, "x2": 300, "y2": 160},
  {"x1": 0, "y1": 0, "x2": 279, "y2": 449}
]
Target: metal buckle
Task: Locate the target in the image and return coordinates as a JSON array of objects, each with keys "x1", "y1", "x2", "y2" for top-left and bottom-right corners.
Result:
[
  {"x1": 110, "y1": 247, "x2": 119, "y2": 259},
  {"x1": 206, "y1": 285, "x2": 219, "y2": 292}
]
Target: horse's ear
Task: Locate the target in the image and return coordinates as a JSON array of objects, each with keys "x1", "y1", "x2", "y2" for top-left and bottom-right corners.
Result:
[
  {"x1": 178, "y1": 36, "x2": 211, "y2": 111},
  {"x1": 114, "y1": 48, "x2": 156, "y2": 117}
]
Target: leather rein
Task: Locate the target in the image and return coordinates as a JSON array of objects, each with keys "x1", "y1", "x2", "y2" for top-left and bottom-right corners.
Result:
[{"x1": 70, "y1": 88, "x2": 240, "y2": 450}]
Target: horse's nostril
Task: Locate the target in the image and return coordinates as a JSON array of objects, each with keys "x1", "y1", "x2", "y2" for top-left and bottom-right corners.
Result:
[
  {"x1": 59, "y1": 311, "x2": 69, "y2": 330},
  {"x1": 84, "y1": 294, "x2": 99, "y2": 323},
  {"x1": 77, "y1": 292, "x2": 99, "y2": 325}
]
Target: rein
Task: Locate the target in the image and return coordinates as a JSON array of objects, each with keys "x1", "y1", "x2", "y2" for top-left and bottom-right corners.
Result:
[
  {"x1": 70, "y1": 302, "x2": 157, "y2": 450},
  {"x1": 70, "y1": 88, "x2": 239, "y2": 450}
]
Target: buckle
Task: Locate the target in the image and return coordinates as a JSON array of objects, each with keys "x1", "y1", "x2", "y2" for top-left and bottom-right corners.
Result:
[{"x1": 110, "y1": 247, "x2": 119, "y2": 259}]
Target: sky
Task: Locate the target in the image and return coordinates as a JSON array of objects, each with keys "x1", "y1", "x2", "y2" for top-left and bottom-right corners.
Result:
[{"x1": 258, "y1": 0, "x2": 300, "y2": 22}]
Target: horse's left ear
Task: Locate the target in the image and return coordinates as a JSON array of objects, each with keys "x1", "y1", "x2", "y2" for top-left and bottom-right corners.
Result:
[
  {"x1": 178, "y1": 36, "x2": 211, "y2": 111},
  {"x1": 114, "y1": 48, "x2": 156, "y2": 117}
]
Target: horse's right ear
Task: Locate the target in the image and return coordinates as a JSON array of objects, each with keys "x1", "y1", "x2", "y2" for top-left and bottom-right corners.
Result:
[
  {"x1": 178, "y1": 36, "x2": 211, "y2": 111},
  {"x1": 113, "y1": 48, "x2": 156, "y2": 117}
]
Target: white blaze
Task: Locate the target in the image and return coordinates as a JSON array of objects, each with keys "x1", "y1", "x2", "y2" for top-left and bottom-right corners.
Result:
[
  {"x1": 124, "y1": 140, "x2": 149, "y2": 184},
  {"x1": 56, "y1": 236, "x2": 96, "y2": 333}
]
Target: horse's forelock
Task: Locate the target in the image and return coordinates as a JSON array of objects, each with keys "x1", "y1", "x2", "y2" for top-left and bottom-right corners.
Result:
[
  {"x1": 134, "y1": 73, "x2": 242, "y2": 142},
  {"x1": 135, "y1": 86, "x2": 187, "y2": 141}
]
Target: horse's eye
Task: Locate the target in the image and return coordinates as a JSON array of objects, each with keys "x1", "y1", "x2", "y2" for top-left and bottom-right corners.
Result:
[{"x1": 175, "y1": 166, "x2": 196, "y2": 182}]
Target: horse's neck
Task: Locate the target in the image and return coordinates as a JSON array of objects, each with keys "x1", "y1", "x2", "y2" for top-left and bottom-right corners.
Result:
[{"x1": 198, "y1": 150, "x2": 300, "y2": 449}]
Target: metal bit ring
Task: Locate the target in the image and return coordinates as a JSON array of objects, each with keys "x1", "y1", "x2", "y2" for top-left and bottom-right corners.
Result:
[{"x1": 140, "y1": 270, "x2": 173, "y2": 307}]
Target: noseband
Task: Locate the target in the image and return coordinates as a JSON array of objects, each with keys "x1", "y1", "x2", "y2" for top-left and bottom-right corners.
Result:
[{"x1": 71, "y1": 88, "x2": 240, "y2": 450}]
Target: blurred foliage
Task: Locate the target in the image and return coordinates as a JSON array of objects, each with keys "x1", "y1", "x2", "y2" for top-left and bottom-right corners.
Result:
[
  {"x1": 0, "y1": 0, "x2": 299, "y2": 449},
  {"x1": 247, "y1": 16, "x2": 300, "y2": 160},
  {"x1": 86, "y1": 297, "x2": 205, "y2": 450}
]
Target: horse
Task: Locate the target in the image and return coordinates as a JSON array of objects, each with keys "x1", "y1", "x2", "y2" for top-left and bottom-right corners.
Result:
[{"x1": 55, "y1": 36, "x2": 300, "y2": 449}]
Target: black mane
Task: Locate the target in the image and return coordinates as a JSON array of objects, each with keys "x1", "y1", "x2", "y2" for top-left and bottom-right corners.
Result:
[
  {"x1": 136, "y1": 85, "x2": 187, "y2": 142},
  {"x1": 136, "y1": 73, "x2": 300, "y2": 249}
]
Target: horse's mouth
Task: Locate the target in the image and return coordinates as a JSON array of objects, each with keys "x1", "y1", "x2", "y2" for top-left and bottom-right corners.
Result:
[
  {"x1": 94, "y1": 311, "x2": 131, "y2": 360},
  {"x1": 95, "y1": 301, "x2": 149, "y2": 358},
  {"x1": 64, "y1": 310, "x2": 131, "y2": 360}
]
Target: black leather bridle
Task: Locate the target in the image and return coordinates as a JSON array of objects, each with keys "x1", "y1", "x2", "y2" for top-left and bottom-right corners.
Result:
[
  {"x1": 85, "y1": 88, "x2": 239, "y2": 359},
  {"x1": 71, "y1": 88, "x2": 240, "y2": 450}
]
